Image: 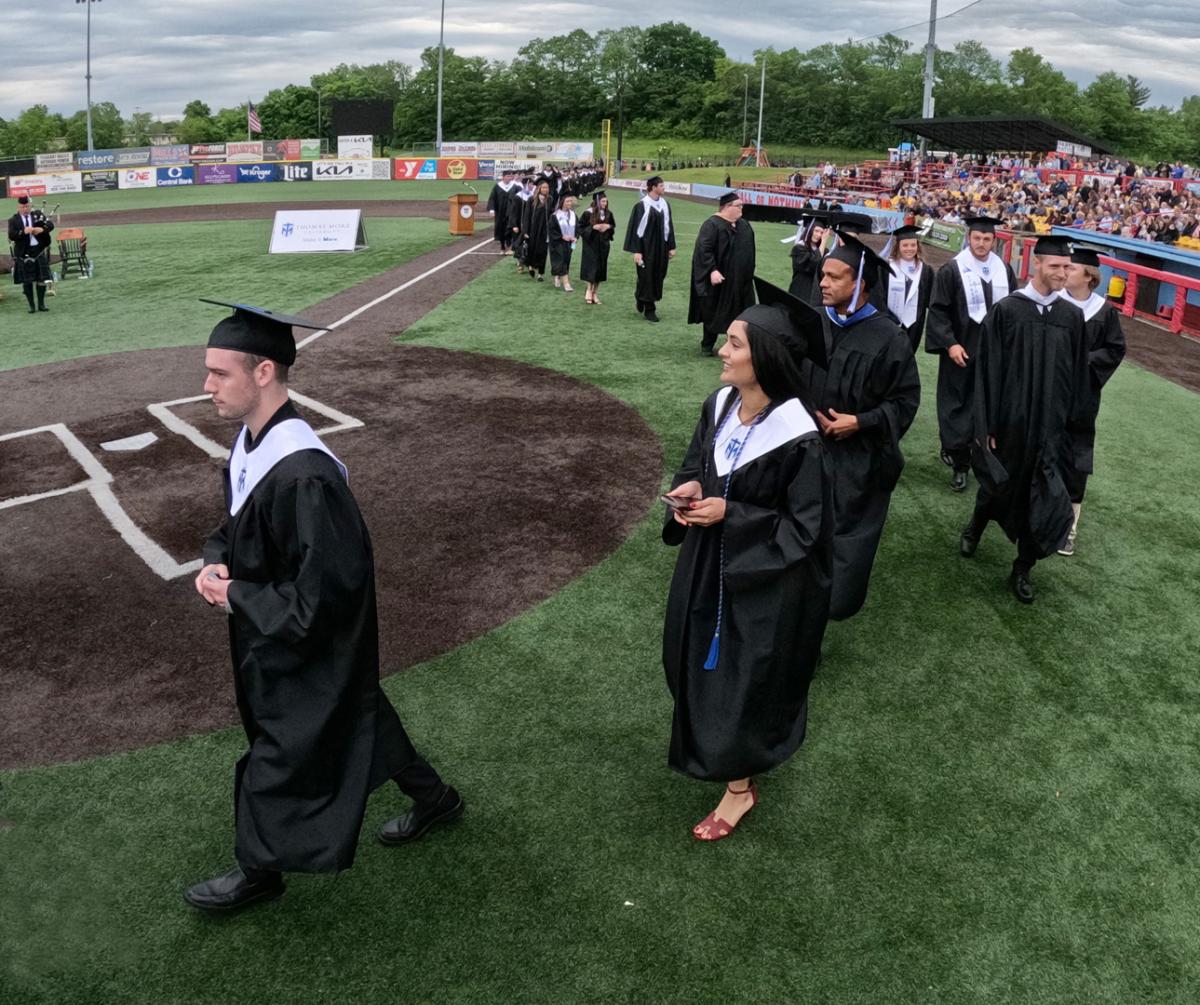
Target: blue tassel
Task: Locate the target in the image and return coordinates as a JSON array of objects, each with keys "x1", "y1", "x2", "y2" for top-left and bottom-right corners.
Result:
[{"x1": 703, "y1": 633, "x2": 720, "y2": 671}]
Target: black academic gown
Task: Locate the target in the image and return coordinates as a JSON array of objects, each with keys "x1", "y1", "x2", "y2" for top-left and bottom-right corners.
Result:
[
  {"x1": 522, "y1": 197, "x2": 552, "y2": 275},
  {"x1": 663, "y1": 389, "x2": 833, "y2": 781},
  {"x1": 508, "y1": 192, "x2": 531, "y2": 261},
  {"x1": 888, "y1": 262, "x2": 935, "y2": 353},
  {"x1": 624, "y1": 199, "x2": 676, "y2": 305},
  {"x1": 971, "y1": 293, "x2": 1091, "y2": 557},
  {"x1": 802, "y1": 309, "x2": 921, "y2": 621},
  {"x1": 687, "y1": 216, "x2": 756, "y2": 341},
  {"x1": 808, "y1": 256, "x2": 890, "y2": 316},
  {"x1": 486, "y1": 183, "x2": 511, "y2": 244},
  {"x1": 789, "y1": 244, "x2": 822, "y2": 300},
  {"x1": 924, "y1": 260, "x2": 1018, "y2": 458},
  {"x1": 578, "y1": 207, "x2": 614, "y2": 283},
  {"x1": 548, "y1": 211, "x2": 576, "y2": 277},
  {"x1": 203, "y1": 404, "x2": 421, "y2": 874},
  {"x1": 1063, "y1": 299, "x2": 1126, "y2": 490}
]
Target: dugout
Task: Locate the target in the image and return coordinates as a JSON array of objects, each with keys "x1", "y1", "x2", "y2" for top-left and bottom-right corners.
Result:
[{"x1": 891, "y1": 116, "x2": 1113, "y2": 159}]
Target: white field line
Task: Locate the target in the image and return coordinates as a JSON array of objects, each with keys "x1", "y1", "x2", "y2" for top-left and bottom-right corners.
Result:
[{"x1": 295, "y1": 236, "x2": 492, "y2": 350}]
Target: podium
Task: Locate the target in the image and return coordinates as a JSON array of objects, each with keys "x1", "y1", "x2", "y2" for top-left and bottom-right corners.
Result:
[{"x1": 448, "y1": 192, "x2": 478, "y2": 235}]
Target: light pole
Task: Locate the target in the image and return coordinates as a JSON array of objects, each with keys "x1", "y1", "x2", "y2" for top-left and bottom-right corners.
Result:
[
  {"x1": 920, "y1": 0, "x2": 938, "y2": 157},
  {"x1": 435, "y1": 0, "x2": 445, "y2": 155},
  {"x1": 754, "y1": 55, "x2": 766, "y2": 164},
  {"x1": 742, "y1": 72, "x2": 749, "y2": 147},
  {"x1": 76, "y1": 0, "x2": 101, "y2": 151}
]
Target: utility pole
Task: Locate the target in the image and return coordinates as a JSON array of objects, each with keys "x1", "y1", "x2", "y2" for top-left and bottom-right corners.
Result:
[
  {"x1": 742, "y1": 72, "x2": 749, "y2": 147},
  {"x1": 616, "y1": 79, "x2": 624, "y2": 175},
  {"x1": 435, "y1": 0, "x2": 445, "y2": 155},
  {"x1": 77, "y1": 0, "x2": 101, "y2": 151},
  {"x1": 921, "y1": 0, "x2": 938, "y2": 156},
  {"x1": 754, "y1": 55, "x2": 766, "y2": 165}
]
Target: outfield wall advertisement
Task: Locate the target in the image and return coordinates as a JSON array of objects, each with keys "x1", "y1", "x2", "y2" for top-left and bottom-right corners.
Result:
[
  {"x1": 118, "y1": 167, "x2": 157, "y2": 190},
  {"x1": 8, "y1": 172, "x2": 84, "y2": 196},
  {"x1": 198, "y1": 163, "x2": 238, "y2": 185}
]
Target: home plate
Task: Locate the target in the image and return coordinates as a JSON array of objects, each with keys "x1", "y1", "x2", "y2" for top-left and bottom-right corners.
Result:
[{"x1": 101, "y1": 431, "x2": 160, "y2": 452}]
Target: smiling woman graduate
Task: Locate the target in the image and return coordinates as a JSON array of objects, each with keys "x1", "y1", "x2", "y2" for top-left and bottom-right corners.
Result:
[{"x1": 661, "y1": 278, "x2": 833, "y2": 842}]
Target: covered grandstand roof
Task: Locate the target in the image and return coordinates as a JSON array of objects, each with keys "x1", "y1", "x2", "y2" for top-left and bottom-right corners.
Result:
[{"x1": 891, "y1": 116, "x2": 1113, "y2": 157}]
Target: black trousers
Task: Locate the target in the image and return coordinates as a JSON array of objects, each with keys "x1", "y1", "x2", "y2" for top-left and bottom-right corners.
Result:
[{"x1": 968, "y1": 506, "x2": 1042, "y2": 574}]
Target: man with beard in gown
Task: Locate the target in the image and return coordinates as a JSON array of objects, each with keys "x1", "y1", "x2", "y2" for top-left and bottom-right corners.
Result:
[
  {"x1": 185, "y1": 302, "x2": 463, "y2": 913},
  {"x1": 959, "y1": 237, "x2": 1091, "y2": 603},
  {"x1": 805, "y1": 231, "x2": 921, "y2": 621},
  {"x1": 623, "y1": 175, "x2": 676, "y2": 322},
  {"x1": 687, "y1": 191, "x2": 756, "y2": 356},
  {"x1": 924, "y1": 216, "x2": 1017, "y2": 493},
  {"x1": 662, "y1": 277, "x2": 832, "y2": 841}
]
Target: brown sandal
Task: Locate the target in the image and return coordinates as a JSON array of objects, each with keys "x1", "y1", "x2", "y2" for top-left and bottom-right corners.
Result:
[{"x1": 692, "y1": 781, "x2": 758, "y2": 842}]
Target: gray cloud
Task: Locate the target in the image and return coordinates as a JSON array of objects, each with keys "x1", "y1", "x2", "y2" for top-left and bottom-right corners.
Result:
[{"x1": 2, "y1": 1, "x2": 1197, "y2": 123}]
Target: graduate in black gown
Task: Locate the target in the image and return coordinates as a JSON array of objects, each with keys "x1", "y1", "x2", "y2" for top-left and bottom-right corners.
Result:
[
  {"x1": 508, "y1": 176, "x2": 534, "y2": 272},
  {"x1": 486, "y1": 170, "x2": 518, "y2": 253},
  {"x1": 662, "y1": 277, "x2": 832, "y2": 842},
  {"x1": 184, "y1": 303, "x2": 463, "y2": 913},
  {"x1": 1055, "y1": 245, "x2": 1126, "y2": 556},
  {"x1": 787, "y1": 211, "x2": 829, "y2": 300},
  {"x1": 521, "y1": 178, "x2": 552, "y2": 282},
  {"x1": 959, "y1": 237, "x2": 1091, "y2": 604},
  {"x1": 687, "y1": 191, "x2": 757, "y2": 356},
  {"x1": 806, "y1": 213, "x2": 890, "y2": 315},
  {"x1": 924, "y1": 216, "x2": 1017, "y2": 492},
  {"x1": 578, "y1": 191, "x2": 615, "y2": 305},
  {"x1": 807, "y1": 232, "x2": 921, "y2": 621},
  {"x1": 623, "y1": 175, "x2": 676, "y2": 322},
  {"x1": 884, "y1": 224, "x2": 934, "y2": 353},
  {"x1": 548, "y1": 193, "x2": 578, "y2": 292}
]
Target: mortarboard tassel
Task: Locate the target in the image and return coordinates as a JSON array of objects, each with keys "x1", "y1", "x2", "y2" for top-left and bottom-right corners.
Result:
[{"x1": 704, "y1": 631, "x2": 721, "y2": 671}]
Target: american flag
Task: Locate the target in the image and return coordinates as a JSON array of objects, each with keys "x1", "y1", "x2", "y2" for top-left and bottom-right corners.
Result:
[{"x1": 247, "y1": 102, "x2": 262, "y2": 134}]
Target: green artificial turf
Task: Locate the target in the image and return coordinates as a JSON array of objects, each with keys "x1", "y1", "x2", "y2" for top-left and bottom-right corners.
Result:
[
  {"x1": 0, "y1": 217, "x2": 456, "y2": 370},
  {"x1": 29, "y1": 179, "x2": 473, "y2": 215},
  {"x1": 2, "y1": 192, "x2": 1199, "y2": 1004}
]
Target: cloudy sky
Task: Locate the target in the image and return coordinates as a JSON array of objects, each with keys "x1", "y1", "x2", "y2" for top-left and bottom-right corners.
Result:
[{"x1": 3, "y1": 0, "x2": 1197, "y2": 122}]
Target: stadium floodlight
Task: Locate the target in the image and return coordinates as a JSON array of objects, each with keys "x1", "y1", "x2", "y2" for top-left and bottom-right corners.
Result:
[
  {"x1": 921, "y1": 0, "x2": 937, "y2": 155},
  {"x1": 435, "y1": 0, "x2": 445, "y2": 156},
  {"x1": 75, "y1": 0, "x2": 102, "y2": 152}
]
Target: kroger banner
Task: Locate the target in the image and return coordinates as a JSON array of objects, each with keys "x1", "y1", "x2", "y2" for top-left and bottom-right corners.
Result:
[
  {"x1": 36, "y1": 152, "x2": 75, "y2": 172},
  {"x1": 81, "y1": 170, "x2": 119, "y2": 192},
  {"x1": 156, "y1": 165, "x2": 196, "y2": 187},
  {"x1": 76, "y1": 149, "x2": 117, "y2": 170},
  {"x1": 115, "y1": 147, "x2": 152, "y2": 167},
  {"x1": 189, "y1": 143, "x2": 226, "y2": 163},
  {"x1": 118, "y1": 167, "x2": 157, "y2": 190},
  {"x1": 197, "y1": 163, "x2": 238, "y2": 185},
  {"x1": 278, "y1": 161, "x2": 313, "y2": 182},
  {"x1": 236, "y1": 163, "x2": 279, "y2": 183},
  {"x1": 226, "y1": 141, "x2": 264, "y2": 163},
  {"x1": 150, "y1": 144, "x2": 190, "y2": 166}
]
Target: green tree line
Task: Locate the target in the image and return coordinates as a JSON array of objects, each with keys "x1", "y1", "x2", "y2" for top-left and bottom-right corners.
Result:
[{"x1": 3, "y1": 24, "x2": 1199, "y2": 162}]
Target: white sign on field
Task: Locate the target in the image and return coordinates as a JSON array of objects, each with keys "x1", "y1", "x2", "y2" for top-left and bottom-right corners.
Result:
[{"x1": 269, "y1": 209, "x2": 368, "y2": 254}]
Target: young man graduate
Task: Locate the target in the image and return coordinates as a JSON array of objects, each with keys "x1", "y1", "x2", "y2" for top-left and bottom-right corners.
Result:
[
  {"x1": 687, "y1": 192, "x2": 756, "y2": 356},
  {"x1": 508, "y1": 176, "x2": 535, "y2": 272},
  {"x1": 623, "y1": 175, "x2": 677, "y2": 322},
  {"x1": 959, "y1": 237, "x2": 1091, "y2": 604},
  {"x1": 185, "y1": 302, "x2": 463, "y2": 913},
  {"x1": 486, "y1": 170, "x2": 518, "y2": 254},
  {"x1": 807, "y1": 231, "x2": 921, "y2": 621},
  {"x1": 924, "y1": 216, "x2": 1017, "y2": 492}
]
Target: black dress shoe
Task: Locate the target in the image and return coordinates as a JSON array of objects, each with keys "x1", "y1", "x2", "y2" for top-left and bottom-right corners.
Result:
[
  {"x1": 379, "y1": 786, "x2": 464, "y2": 846},
  {"x1": 28, "y1": 307, "x2": 37, "y2": 314},
  {"x1": 183, "y1": 866, "x2": 284, "y2": 913},
  {"x1": 1009, "y1": 570, "x2": 1035, "y2": 604},
  {"x1": 950, "y1": 469, "x2": 968, "y2": 492},
  {"x1": 701, "y1": 346, "x2": 716, "y2": 357},
  {"x1": 644, "y1": 311, "x2": 660, "y2": 323},
  {"x1": 960, "y1": 527, "x2": 980, "y2": 557}
]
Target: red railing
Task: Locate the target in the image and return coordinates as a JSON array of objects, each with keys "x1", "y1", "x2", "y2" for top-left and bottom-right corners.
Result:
[{"x1": 1016, "y1": 241, "x2": 1200, "y2": 336}]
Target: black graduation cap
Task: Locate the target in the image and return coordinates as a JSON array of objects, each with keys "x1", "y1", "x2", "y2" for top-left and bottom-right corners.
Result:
[
  {"x1": 1070, "y1": 244, "x2": 1104, "y2": 268},
  {"x1": 591, "y1": 190, "x2": 607, "y2": 200},
  {"x1": 1032, "y1": 235, "x2": 1072, "y2": 257},
  {"x1": 890, "y1": 224, "x2": 922, "y2": 240},
  {"x1": 718, "y1": 191, "x2": 740, "y2": 207},
  {"x1": 964, "y1": 215, "x2": 1005, "y2": 233},
  {"x1": 831, "y1": 211, "x2": 872, "y2": 234},
  {"x1": 827, "y1": 230, "x2": 890, "y2": 290},
  {"x1": 742, "y1": 276, "x2": 829, "y2": 371},
  {"x1": 201, "y1": 299, "x2": 326, "y2": 366}
]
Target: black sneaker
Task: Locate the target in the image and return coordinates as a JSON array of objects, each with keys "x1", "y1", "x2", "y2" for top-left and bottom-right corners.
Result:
[{"x1": 1009, "y1": 570, "x2": 1035, "y2": 604}]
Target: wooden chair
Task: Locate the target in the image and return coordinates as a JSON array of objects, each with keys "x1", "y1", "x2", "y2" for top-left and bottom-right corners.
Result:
[{"x1": 57, "y1": 228, "x2": 91, "y2": 278}]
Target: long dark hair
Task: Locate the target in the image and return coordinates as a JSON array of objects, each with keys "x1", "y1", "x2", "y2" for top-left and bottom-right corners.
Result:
[{"x1": 744, "y1": 325, "x2": 808, "y2": 403}]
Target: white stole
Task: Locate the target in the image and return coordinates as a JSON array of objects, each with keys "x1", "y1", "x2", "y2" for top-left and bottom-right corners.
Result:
[
  {"x1": 636, "y1": 195, "x2": 671, "y2": 240},
  {"x1": 887, "y1": 261, "x2": 923, "y2": 328},
  {"x1": 1057, "y1": 290, "x2": 1105, "y2": 322},
  {"x1": 711, "y1": 388, "x2": 817, "y2": 476},
  {"x1": 554, "y1": 209, "x2": 576, "y2": 239},
  {"x1": 227, "y1": 417, "x2": 346, "y2": 517},
  {"x1": 954, "y1": 249, "x2": 1009, "y2": 323}
]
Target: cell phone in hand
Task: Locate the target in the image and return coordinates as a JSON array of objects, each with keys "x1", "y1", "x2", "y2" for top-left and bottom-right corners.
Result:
[{"x1": 661, "y1": 494, "x2": 697, "y2": 511}]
